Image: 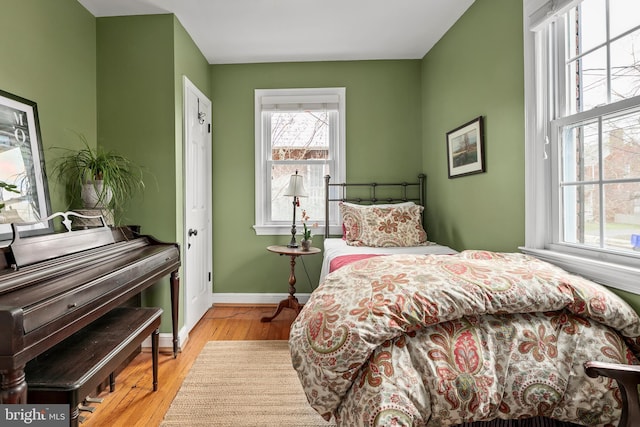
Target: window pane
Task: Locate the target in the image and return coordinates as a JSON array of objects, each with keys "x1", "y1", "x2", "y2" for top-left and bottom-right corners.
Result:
[
  {"x1": 573, "y1": 48, "x2": 608, "y2": 112},
  {"x1": 568, "y1": 0, "x2": 606, "y2": 56},
  {"x1": 610, "y1": 29, "x2": 640, "y2": 102},
  {"x1": 561, "y1": 121, "x2": 599, "y2": 183},
  {"x1": 563, "y1": 184, "x2": 600, "y2": 247},
  {"x1": 610, "y1": 0, "x2": 640, "y2": 39},
  {"x1": 270, "y1": 111, "x2": 329, "y2": 161},
  {"x1": 603, "y1": 110, "x2": 640, "y2": 179},
  {"x1": 270, "y1": 163, "x2": 329, "y2": 223},
  {"x1": 603, "y1": 182, "x2": 640, "y2": 250},
  {"x1": 567, "y1": 58, "x2": 580, "y2": 114}
]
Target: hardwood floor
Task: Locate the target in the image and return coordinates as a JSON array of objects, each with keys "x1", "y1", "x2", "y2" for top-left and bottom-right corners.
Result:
[{"x1": 82, "y1": 305, "x2": 297, "y2": 427}]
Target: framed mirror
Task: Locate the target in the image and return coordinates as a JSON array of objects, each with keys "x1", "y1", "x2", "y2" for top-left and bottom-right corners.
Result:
[{"x1": 0, "y1": 89, "x2": 52, "y2": 245}]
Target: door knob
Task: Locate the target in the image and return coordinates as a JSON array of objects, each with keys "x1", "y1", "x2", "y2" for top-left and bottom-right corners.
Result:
[{"x1": 188, "y1": 228, "x2": 198, "y2": 237}]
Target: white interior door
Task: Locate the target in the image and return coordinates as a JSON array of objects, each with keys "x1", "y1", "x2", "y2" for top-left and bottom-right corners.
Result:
[{"x1": 183, "y1": 76, "x2": 212, "y2": 332}]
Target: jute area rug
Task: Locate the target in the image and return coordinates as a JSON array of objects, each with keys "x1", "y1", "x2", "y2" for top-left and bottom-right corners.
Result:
[{"x1": 160, "y1": 340, "x2": 336, "y2": 427}]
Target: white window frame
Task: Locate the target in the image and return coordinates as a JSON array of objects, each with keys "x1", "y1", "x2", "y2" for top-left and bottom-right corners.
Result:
[
  {"x1": 522, "y1": 0, "x2": 640, "y2": 294},
  {"x1": 253, "y1": 87, "x2": 346, "y2": 236}
]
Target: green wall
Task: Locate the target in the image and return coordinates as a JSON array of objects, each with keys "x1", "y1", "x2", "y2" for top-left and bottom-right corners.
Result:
[
  {"x1": 420, "y1": 0, "x2": 640, "y2": 312},
  {"x1": 1, "y1": 4, "x2": 211, "y2": 335},
  {"x1": 421, "y1": 0, "x2": 525, "y2": 252},
  {"x1": 97, "y1": 14, "x2": 176, "y2": 237},
  {"x1": 2, "y1": 0, "x2": 639, "y2": 318},
  {"x1": 0, "y1": 0, "x2": 97, "y2": 213},
  {"x1": 173, "y1": 17, "x2": 212, "y2": 251},
  {"x1": 210, "y1": 61, "x2": 423, "y2": 294},
  {"x1": 96, "y1": 14, "x2": 210, "y2": 332}
]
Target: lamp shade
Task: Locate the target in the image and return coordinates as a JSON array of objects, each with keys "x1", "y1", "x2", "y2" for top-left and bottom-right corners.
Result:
[{"x1": 283, "y1": 173, "x2": 308, "y2": 197}]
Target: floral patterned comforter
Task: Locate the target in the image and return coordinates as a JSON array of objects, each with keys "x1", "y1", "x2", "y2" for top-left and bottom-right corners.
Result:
[{"x1": 289, "y1": 251, "x2": 640, "y2": 427}]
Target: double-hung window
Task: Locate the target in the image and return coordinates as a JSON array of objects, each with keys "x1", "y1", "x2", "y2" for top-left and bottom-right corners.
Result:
[
  {"x1": 523, "y1": 0, "x2": 640, "y2": 292},
  {"x1": 254, "y1": 88, "x2": 346, "y2": 236}
]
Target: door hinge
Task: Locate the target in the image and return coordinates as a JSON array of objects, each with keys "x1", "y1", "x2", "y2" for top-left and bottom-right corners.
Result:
[
  {"x1": 208, "y1": 272, "x2": 212, "y2": 282},
  {"x1": 208, "y1": 123, "x2": 211, "y2": 133}
]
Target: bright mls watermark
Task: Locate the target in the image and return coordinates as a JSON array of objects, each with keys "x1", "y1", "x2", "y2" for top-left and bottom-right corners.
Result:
[{"x1": 0, "y1": 405, "x2": 68, "y2": 426}]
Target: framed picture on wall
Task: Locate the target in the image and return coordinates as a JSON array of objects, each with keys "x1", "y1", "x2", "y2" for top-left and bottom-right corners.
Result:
[
  {"x1": 446, "y1": 116, "x2": 485, "y2": 179},
  {"x1": 0, "y1": 89, "x2": 52, "y2": 244}
]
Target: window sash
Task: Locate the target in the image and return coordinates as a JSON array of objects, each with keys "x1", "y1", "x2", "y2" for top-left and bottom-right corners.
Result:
[
  {"x1": 551, "y1": 104, "x2": 640, "y2": 257},
  {"x1": 551, "y1": 5, "x2": 640, "y2": 258},
  {"x1": 264, "y1": 109, "x2": 335, "y2": 162},
  {"x1": 254, "y1": 88, "x2": 345, "y2": 236},
  {"x1": 523, "y1": 0, "x2": 640, "y2": 293},
  {"x1": 263, "y1": 108, "x2": 337, "y2": 225}
]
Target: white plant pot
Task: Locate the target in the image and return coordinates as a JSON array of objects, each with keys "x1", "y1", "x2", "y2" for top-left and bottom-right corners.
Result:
[{"x1": 81, "y1": 180, "x2": 113, "y2": 209}]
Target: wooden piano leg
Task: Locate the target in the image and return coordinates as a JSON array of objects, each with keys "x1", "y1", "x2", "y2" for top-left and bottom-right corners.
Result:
[
  {"x1": 170, "y1": 270, "x2": 180, "y2": 358},
  {"x1": 0, "y1": 367, "x2": 27, "y2": 403},
  {"x1": 152, "y1": 327, "x2": 159, "y2": 391},
  {"x1": 69, "y1": 405, "x2": 80, "y2": 427}
]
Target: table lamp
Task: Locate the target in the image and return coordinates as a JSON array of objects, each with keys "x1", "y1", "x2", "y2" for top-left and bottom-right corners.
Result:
[{"x1": 283, "y1": 170, "x2": 307, "y2": 248}]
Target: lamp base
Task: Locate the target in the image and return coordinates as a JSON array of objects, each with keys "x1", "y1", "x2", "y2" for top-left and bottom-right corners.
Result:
[
  {"x1": 287, "y1": 234, "x2": 298, "y2": 248},
  {"x1": 287, "y1": 216, "x2": 298, "y2": 248}
]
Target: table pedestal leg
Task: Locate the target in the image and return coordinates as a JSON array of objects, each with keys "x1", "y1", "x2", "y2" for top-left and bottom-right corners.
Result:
[{"x1": 261, "y1": 255, "x2": 302, "y2": 322}]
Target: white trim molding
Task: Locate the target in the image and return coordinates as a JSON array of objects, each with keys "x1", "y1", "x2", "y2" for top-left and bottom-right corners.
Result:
[
  {"x1": 211, "y1": 292, "x2": 313, "y2": 305},
  {"x1": 521, "y1": 247, "x2": 640, "y2": 295},
  {"x1": 142, "y1": 325, "x2": 189, "y2": 353},
  {"x1": 142, "y1": 294, "x2": 315, "y2": 350}
]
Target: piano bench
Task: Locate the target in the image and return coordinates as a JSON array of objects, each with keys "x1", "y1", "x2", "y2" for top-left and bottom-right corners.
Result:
[{"x1": 25, "y1": 306, "x2": 162, "y2": 427}]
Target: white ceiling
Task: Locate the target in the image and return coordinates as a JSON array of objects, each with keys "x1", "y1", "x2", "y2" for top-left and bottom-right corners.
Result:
[{"x1": 77, "y1": 0, "x2": 475, "y2": 64}]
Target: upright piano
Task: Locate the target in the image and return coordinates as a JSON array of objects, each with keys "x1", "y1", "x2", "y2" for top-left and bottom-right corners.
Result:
[{"x1": 0, "y1": 212, "x2": 181, "y2": 403}]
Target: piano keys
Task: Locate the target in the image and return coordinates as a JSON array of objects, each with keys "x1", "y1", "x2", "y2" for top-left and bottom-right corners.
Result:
[{"x1": 0, "y1": 211, "x2": 180, "y2": 403}]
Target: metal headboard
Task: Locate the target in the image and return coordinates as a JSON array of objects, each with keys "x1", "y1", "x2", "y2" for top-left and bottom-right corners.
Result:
[{"x1": 324, "y1": 174, "x2": 426, "y2": 238}]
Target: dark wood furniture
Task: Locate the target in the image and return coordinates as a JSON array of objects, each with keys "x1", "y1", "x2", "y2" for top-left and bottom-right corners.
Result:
[
  {"x1": 0, "y1": 212, "x2": 181, "y2": 404},
  {"x1": 261, "y1": 245, "x2": 321, "y2": 322},
  {"x1": 585, "y1": 361, "x2": 640, "y2": 427},
  {"x1": 26, "y1": 307, "x2": 162, "y2": 427}
]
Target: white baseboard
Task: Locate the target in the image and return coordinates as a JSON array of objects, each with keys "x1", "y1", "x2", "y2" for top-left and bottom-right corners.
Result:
[
  {"x1": 142, "y1": 324, "x2": 189, "y2": 352},
  {"x1": 210, "y1": 292, "x2": 312, "y2": 305},
  {"x1": 142, "y1": 293, "x2": 306, "y2": 350}
]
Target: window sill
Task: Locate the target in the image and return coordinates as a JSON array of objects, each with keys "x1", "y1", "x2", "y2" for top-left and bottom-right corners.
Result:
[
  {"x1": 253, "y1": 225, "x2": 294, "y2": 236},
  {"x1": 519, "y1": 247, "x2": 640, "y2": 295},
  {"x1": 253, "y1": 224, "x2": 341, "y2": 237}
]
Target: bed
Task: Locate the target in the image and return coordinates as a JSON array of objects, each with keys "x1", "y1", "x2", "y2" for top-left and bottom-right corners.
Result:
[
  {"x1": 289, "y1": 175, "x2": 640, "y2": 427},
  {"x1": 318, "y1": 174, "x2": 457, "y2": 284},
  {"x1": 320, "y1": 238, "x2": 458, "y2": 284}
]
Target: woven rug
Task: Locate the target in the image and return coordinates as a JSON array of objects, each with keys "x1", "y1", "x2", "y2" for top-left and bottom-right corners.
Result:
[
  {"x1": 160, "y1": 340, "x2": 336, "y2": 427},
  {"x1": 162, "y1": 340, "x2": 584, "y2": 427}
]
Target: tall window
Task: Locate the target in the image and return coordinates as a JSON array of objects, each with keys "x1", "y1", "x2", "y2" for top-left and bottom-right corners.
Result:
[
  {"x1": 254, "y1": 88, "x2": 346, "y2": 236},
  {"x1": 524, "y1": 0, "x2": 640, "y2": 291}
]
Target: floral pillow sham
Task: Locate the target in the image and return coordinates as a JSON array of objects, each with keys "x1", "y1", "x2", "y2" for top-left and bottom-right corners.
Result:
[{"x1": 339, "y1": 201, "x2": 428, "y2": 247}]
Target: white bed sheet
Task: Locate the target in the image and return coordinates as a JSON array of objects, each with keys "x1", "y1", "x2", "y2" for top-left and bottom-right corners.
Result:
[{"x1": 319, "y1": 238, "x2": 457, "y2": 284}]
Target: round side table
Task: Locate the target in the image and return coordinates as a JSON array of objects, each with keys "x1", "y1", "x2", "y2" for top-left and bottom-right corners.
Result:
[{"x1": 261, "y1": 245, "x2": 321, "y2": 322}]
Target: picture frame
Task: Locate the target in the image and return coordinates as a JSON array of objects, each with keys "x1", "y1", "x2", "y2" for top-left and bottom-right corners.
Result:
[
  {"x1": 446, "y1": 116, "x2": 485, "y2": 179},
  {"x1": 0, "y1": 89, "x2": 52, "y2": 244}
]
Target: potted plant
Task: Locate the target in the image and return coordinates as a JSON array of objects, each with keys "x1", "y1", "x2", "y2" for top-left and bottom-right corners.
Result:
[
  {"x1": 0, "y1": 181, "x2": 19, "y2": 210},
  {"x1": 300, "y1": 209, "x2": 316, "y2": 251},
  {"x1": 51, "y1": 135, "x2": 146, "y2": 222}
]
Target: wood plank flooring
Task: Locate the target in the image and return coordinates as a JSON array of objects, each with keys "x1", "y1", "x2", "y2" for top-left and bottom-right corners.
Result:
[{"x1": 81, "y1": 305, "x2": 296, "y2": 427}]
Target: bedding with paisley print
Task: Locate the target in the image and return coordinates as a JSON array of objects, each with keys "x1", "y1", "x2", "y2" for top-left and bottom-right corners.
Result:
[{"x1": 289, "y1": 251, "x2": 640, "y2": 427}]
